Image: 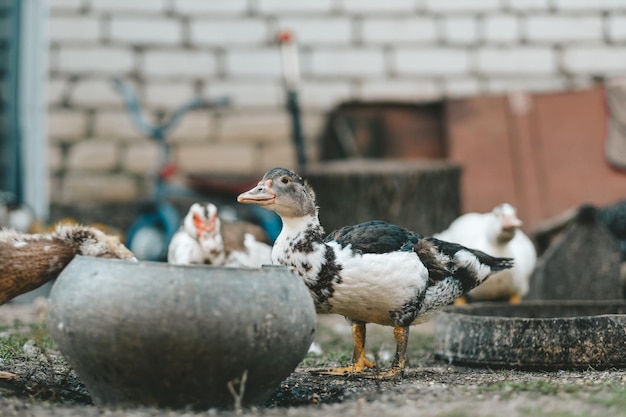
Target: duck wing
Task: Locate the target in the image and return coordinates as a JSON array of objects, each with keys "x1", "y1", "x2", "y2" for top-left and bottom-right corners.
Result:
[{"x1": 325, "y1": 220, "x2": 420, "y2": 254}]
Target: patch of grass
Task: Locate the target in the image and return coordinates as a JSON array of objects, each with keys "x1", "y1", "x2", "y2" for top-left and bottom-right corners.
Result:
[
  {"x1": 0, "y1": 321, "x2": 56, "y2": 365},
  {"x1": 589, "y1": 386, "x2": 626, "y2": 410}
]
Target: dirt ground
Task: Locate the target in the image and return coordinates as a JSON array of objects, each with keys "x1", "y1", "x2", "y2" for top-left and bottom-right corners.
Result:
[{"x1": 1, "y1": 301, "x2": 626, "y2": 417}]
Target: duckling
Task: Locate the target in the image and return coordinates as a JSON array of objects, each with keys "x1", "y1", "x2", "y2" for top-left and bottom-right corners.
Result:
[
  {"x1": 238, "y1": 168, "x2": 513, "y2": 377},
  {"x1": 167, "y1": 202, "x2": 272, "y2": 267},
  {"x1": 435, "y1": 203, "x2": 537, "y2": 304},
  {"x1": 0, "y1": 224, "x2": 136, "y2": 305}
]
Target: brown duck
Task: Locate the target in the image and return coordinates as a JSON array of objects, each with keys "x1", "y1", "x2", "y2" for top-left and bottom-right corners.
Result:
[{"x1": 0, "y1": 224, "x2": 136, "y2": 305}]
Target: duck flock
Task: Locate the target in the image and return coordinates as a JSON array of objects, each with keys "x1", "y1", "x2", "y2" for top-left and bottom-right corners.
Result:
[{"x1": 2, "y1": 166, "x2": 625, "y2": 377}]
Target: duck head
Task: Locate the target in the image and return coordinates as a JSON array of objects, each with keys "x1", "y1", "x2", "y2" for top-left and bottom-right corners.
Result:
[
  {"x1": 184, "y1": 202, "x2": 220, "y2": 241},
  {"x1": 491, "y1": 203, "x2": 523, "y2": 244},
  {"x1": 237, "y1": 168, "x2": 317, "y2": 218}
]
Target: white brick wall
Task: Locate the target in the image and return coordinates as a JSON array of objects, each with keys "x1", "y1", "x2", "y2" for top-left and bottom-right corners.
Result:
[
  {"x1": 110, "y1": 17, "x2": 181, "y2": 45},
  {"x1": 49, "y1": 16, "x2": 101, "y2": 42},
  {"x1": 395, "y1": 48, "x2": 470, "y2": 75},
  {"x1": 562, "y1": 46, "x2": 626, "y2": 73},
  {"x1": 608, "y1": 14, "x2": 626, "y2": 41},
  {"x1": 342, "y1": 0, "x2": 416, "y2": 13},
  {"x1": 483, "y1": 15, "x2": 520, "y2": 43},
  {"x1": 174, "y1": 0, "x2": 249, "y2": 15},
  {"x1": 278, "y1": 18, "x2": 352, "y2": 45},
  {"x1": 142, "y1": 50, "x2": 216, "y2": 78},
  {"x1": 57, "y1": 46, "x2": 134, "y2": 73},
  {"x1": 361, "y1": 18, "x2": 437, "y2": 44},
  {"x1": 525, "y1": 15, "x2": 603, "y2": 42},
  {"x1": 47, "y1": 0, "x2": 626, "y2": 204},
  {"x1": 311, "y1": 49, "x2": 386, "y2": 76},
  {"x1": 442, "y1": 16, "x2": 479, "y2": 45},
  {"x1": 476, "y1": 47, "x2": 556, "y2": 75},
  {"x1": 190, "y1": 19, "x2": 268, "y2": 46},
  {"x1": 256, "y1": 0, "x2": 334, "y2": 14},
  {"x1": 226, "y1": 48, "x2": 284, "y2": 78},
  {"x1": 90, "y1": 0, "x2": 167, "y2": 14}
]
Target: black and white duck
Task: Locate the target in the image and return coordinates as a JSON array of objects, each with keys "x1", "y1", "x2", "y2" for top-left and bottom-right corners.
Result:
[
  {"x1": 237, "y1": 167, "x2": 514, "y2": 377},
  {"x1": 167, "y1": 202, "x2": 272, "y2": 267},
  {"x1": 435, "y1": 203, "x2": 537, "y2": 304},
  {"x1": 0, "y1": 224, "x2": 136, "y2": 305}
]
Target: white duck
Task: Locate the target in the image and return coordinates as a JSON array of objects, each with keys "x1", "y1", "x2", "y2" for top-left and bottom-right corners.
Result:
[
  {"x1": 238, "y1": 168, "x2": 514, "y2": 377},
  {"x1": 435, "y1": 203, "x2": 537, "y2": 304},
  {"x1": 0, "y1": 224, "x2": 136, "y2": 305},
  {"x1": 167, "y1": 202, "x2": 272, "y2": 267}
]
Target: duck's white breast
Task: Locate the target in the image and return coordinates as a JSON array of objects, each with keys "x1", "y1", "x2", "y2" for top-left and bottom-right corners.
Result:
[{"x1": 329, "y1": 244, "x2": 429, "y2": 325}]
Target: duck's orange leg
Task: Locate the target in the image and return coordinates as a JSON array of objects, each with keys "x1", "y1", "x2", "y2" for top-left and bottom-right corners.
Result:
[{"x1": 310, "y1": 321, "x2": 375, "y2": 375}]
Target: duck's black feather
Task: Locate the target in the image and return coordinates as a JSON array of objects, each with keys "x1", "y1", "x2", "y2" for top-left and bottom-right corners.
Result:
[{"x1": 326, "y1": 220, "x2": 420, "y2": 254}]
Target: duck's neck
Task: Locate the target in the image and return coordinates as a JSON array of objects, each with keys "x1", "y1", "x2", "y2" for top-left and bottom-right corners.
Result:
[{"x1": 272, "y1": 213, "x2": 326, "y2": 265}]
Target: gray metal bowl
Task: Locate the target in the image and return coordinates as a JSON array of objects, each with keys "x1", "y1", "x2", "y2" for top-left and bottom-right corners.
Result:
[
  {"x1": 434, "y1": 300, "x2": 626, "y2": 369},
  {"x1": 47, "y1": 256, "x2": 316, "y2": 410}
]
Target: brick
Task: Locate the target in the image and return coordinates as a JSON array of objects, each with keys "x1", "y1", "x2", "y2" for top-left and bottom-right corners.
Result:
[
  {"x1": 256, "y1": 0, "x2": 333, "y2": 14},
  {"x1": 258, "y1": 140, "x2": 297, "y2": 173},
  {"x1": 58, "y1": 46, "x2": 134, "y2": 73},
  {"x1": 485, "y1": 77, "x2": 568, "y2": 93},
  {"x1": 190, "y1": 19, "x2": 268, "y2": 46},
  {"x1": 205, "y1": 80, "x2": 282, "y2": 108},
  {"x1": 49, "y1": 16, "x2": 101, "y2": 42},
  {"x1": 361, "y1": 17, "x2": 437, "y2": 44},
  {"x1": 562, "y1": 47, "x2": 626, "y2": 74},
  {"x1": 504, "y1": 0, "x2": 550, "y2": 9},
  {"x1": 476, "y1": 47, "x2": 556, "y2": 75},
  {"x1": 424, "y1": 0, "x2": 500, "y2": 12},
  {"x1": 168, "y1": 111, "x2": 213, "y2": 142},
  {"x1": 49, "y1": 0, "x2": 84, "y2": 11},
  {"x1": 608, "y1": 14, "x2": 626, "y2": 41},
  {"x1": 342, "y1": 0, "x2": 416, "y2": 13},
  {"x1": 311, "y1": 49, "x2": 386, "y2": 76},
  {"x1": 174, "y1": 0, "x2": 248, "y2": 14},
  {"x1": 48, "y1": 109, "x2": 88, "y2": 140},
  {"x1": 443, "y1": 78, "x2": 482, "y2": 97},
  {"x1": 300, "y1": 81, "x2": 353, "y2": 109},
  {"x1": 483, "y1": 14, "x2": 520, "y2": 43},
  {"x1": 71, "y1": 78, "x2": 125, "y2": 107},
  {"x1": 48, "y1": 145, "x2": 64, "y2": 173},
  {"x1": 144, "y1": 82, "x2": 197, "y2": 110},
  {"x1": 525, "y1": 15, "x2": 603, "y2": 42},
  {"x1": 217, "y1": 110, "x2": 290, "y2": 142},
  {"x1": 47, "y1": 78, "x2": 66, "y2": 105},
  {"x1": 226, "y1": 48, "x2": 283, "y2": 78},
  {"x1": 62, "y1": 173, "x2": 138, "y2": 203},
  {"x1": 90, "y1": 0, "x2": 167, "y2": 13},
  {"x1": 66, "y1": 140, "x2": 118, "y2": 171},
  {"x1": 93, "y1": 110, "x2": 147, "y2": 140},
  {"x1": 553, "y1": 0, "x2": 626, "y2": 11},
  {"x1": 442, "y1": 16, "x2": 478, "y2": 45},
  {"x1": 174, "y1": 143, "x2": 258, "y2": 175},
  {"x1": 277, "y1": 17, "x2": 352, "y2": 45},
  {"x1": 359, "y1": 79, "x2": 442, "y2": 101},
  {"x1": 110, "y1": 17, "x2": 181, "y2": 45},
  {"x1": 121, "y1": 140, "x2": 160, "y2": 175},
  {"x1": 395, "y1": 48, "x2": 470, "y2": 75},
  {"x1": 143, "y1": 50, "x2": 216, "y2": 78}
]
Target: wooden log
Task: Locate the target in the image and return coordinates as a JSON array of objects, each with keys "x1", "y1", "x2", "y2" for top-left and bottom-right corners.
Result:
[{"x1": 304, "y1": 159, "x2": 461, "y2": 236}]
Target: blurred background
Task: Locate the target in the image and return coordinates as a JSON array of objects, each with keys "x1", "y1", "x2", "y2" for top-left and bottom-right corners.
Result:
[{"x1": 1, "y1": 0, "x2": 624, "y2": 237}]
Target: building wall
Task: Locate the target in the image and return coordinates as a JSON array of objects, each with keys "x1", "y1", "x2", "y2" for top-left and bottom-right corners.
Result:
[{"x1": 47, "y1": 0, "x2": 626, "y2": 203}]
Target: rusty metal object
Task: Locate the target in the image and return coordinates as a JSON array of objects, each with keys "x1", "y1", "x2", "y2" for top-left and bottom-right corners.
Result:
[
  {"x1": 434, "y1": 300, "x2": 626, "y2": 369},
  {"x1": 48, "y1": 257, "x2": 316, "y2": 410}
]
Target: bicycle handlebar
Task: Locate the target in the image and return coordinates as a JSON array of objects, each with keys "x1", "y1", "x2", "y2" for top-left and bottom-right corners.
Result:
[{"x1": 111, "y1": 78, "x2": 230, "y2": 140}]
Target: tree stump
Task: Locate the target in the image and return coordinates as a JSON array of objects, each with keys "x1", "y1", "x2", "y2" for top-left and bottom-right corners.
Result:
[{"x1": 304, "y1": 159, "x2": 460, "y2": 236}]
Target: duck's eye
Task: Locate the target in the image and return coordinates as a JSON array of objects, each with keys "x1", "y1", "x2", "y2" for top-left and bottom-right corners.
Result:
[{"x1": 281, "y1": 176, "x2": 290, "y2": 184}]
